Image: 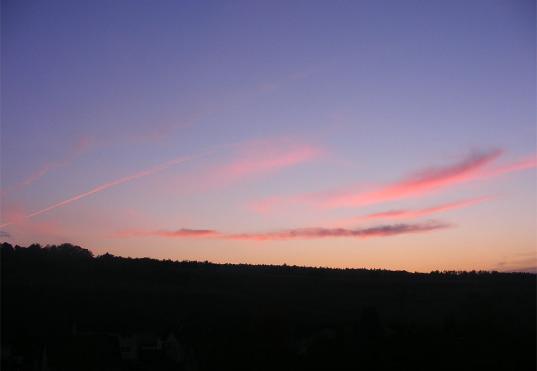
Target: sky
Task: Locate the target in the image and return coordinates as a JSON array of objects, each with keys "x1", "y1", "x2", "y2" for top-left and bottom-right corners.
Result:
[{"x1": 1, "y1": 0, "x2": 536, "y2": 272}]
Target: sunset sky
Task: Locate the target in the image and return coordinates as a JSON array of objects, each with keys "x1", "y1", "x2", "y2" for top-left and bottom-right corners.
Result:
[{"x1": 1, "y1": 0, "x2": 536, "y2": 272}]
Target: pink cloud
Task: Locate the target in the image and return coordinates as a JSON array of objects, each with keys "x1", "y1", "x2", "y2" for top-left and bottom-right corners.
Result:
[
  {"x1": 19, "y1": 219, "x2": 66, "y2": 239},
  {"x1": 170, "y1": 138, "x2": 324, "y2": 193},
  {"x1": 320, "y1": 149, "x2": 502, "y2": 208},
  {"x1": 115, "y1": 221, "x2": 449, "y2": 241},
  {"x1": 226, "y1": 222, "x2": 449, "y2": 241},
  {"x1": 481, "y1": 154, "x2": 537, "y2": 179},
  {"x1": 0, "y1": 203, "x2": 28, "y2": 226},
  {"x1": 335, "y1": 196, "x2": 492, "y2": 225},
  {"x1": 72, "y1": 135, "x2": 95, "y2": 155},
  {"x1": 248, "y1": 196, "x2": 287, "y2": 214},
  {"x1": 251, "y1": 149, "x2": 536, "y2": 213},
  {"x1": 0, "y1": 203, "x2": 67, "y2": 240},
  {"x1": 213, "y1": 145, "x2": 321, "y2": 185}
]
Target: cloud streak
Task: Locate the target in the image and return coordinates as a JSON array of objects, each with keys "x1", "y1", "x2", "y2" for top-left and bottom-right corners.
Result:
[
  {"x1": 116, "y1": 228, "x2": 219, "y2": 238},
  {"x1": 481, "y1": 154, "x2": 537, "y2": 179},
  {"x1": 494, "y1": 252, "x2": 537, "y2": 273},
  {"x1": 23, "y1": 136, "x2": 94, "y2": 187},
  {"x1": 251, "y1": 149, "x2": 536, "y2": 212},
  {"x1": 335, "y1": 196, "x2": 492, "y2": 225},
  {"x1": 116, "y1": 221, "x2": 450, "y2": 241},
  {"x1": 213, "y1": 145, "x2": 321, "y2": 185},
  {"x1": 171, "y1": 138, "x2": 324, "y2": 193},
  {"x1": 320, "y1": 149, "x2": 502, "y2": 208},
  {"x1": 226, "y1": 221, "x2": 450, "y2": 241},
  {"x1": 0, "y1": 150, "x2": 217, "y2": 228},
  {"x1": 0, "y1": 136, "x2": 95, "y2": 199},
  {"x1": 0, "y1": 203, "x2": 67, "y2": 240}
]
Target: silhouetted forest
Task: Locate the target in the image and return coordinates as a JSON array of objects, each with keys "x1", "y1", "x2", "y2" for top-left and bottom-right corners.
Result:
[{"x1": 1, "y1": 242, "x2": 535, "y2": 371}]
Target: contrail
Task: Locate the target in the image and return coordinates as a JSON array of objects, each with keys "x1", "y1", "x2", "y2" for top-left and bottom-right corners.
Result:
[{"x1": 0, "y1": 148, "x2": 219, "y2": 228}]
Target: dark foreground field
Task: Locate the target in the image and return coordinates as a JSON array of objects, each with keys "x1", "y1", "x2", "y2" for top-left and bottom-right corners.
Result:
[{"x1": 1, "y1": 243, "x2": 535, "y2": 371}]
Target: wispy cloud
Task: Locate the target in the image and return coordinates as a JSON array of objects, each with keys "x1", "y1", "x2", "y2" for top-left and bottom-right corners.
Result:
[
  {"x1": 0, "y1": 150, "x2": 218, "y2": 228},
  {"x1": 24, "y1": 135, "x2": 94, "y2": 186},
  {"x1": 209, "y1": 142, "x2": 322, "y2": 187},
  {"x1": 226, "y1": 221, "x2": 450, "y2": 241},
  {"x1": 0, "y1": 203, "x2": 67, "y2": 241},
  {"x1": 126, "y1": 118, "x2": 197, "y2": 145},
  {"x1": 116, "y1": 228, "x2": 219, "y2": 238},
  {"x1": 319, "y1": 149, "x2": 502, "y2": 208},
  {"x1": 169, "y1": 138, "x2": 324, "y2": 193},
  {"x1": 116, "y1": 221, "x2": 449, "y2": 241},
  {"x1": 254, "y1": 67, "x2": 315, "y2": 94},
  {"x1": 1, "y1": 121, "x2": 199, "y2": 197},
  {"x1": 335, "y1": 196, "x2": 492, "y2": 225},
  {"x1": 0, "y1": 135, "x2": 96, "y2": 197},
  {"x1": 22, "y1": 162, "x2": 64, "y2": 187},
  {"x1": 481, "y1": 154, "x2": 537, "y2": 179},
  {"x1": 494, "y1": 251, "x2": 537, "y2": 273},
  {"x1": 248, "y1": 196, "x2": 287, "y2": 214},
  {"x1": 0, "y1": 230, "x2": 10, "y2": 238},
  {"x1": 251, "y1": 149, "x2": 536, "y2": 213}
]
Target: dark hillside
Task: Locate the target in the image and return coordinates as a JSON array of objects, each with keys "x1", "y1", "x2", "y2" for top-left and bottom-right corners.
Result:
[{"x1": 1, "y1": 243, "x2": 535, "y2": 371}]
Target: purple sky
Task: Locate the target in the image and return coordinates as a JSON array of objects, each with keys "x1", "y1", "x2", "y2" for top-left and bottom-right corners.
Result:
[{"x1": 1, "y1": 0, "x2": 536, "y2": 272}]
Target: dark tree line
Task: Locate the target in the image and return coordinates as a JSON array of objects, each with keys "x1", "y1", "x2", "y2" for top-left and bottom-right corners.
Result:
[{"x1": 1, "y1": 242, "x2": 536, "y2": 371}]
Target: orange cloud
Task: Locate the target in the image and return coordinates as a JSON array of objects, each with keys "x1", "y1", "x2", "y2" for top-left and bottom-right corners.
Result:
[
  {"x1": 494, "y1": 251, "x2": 537, "y2": 273},
  {"x1": 116, "y1": 228, "x2": 219, "y2": 238}
]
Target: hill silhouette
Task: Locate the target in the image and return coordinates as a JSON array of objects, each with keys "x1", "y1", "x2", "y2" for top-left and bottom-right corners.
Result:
[{"x1": 1, "y1": 242, "x2": 535, "y2": 370}]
